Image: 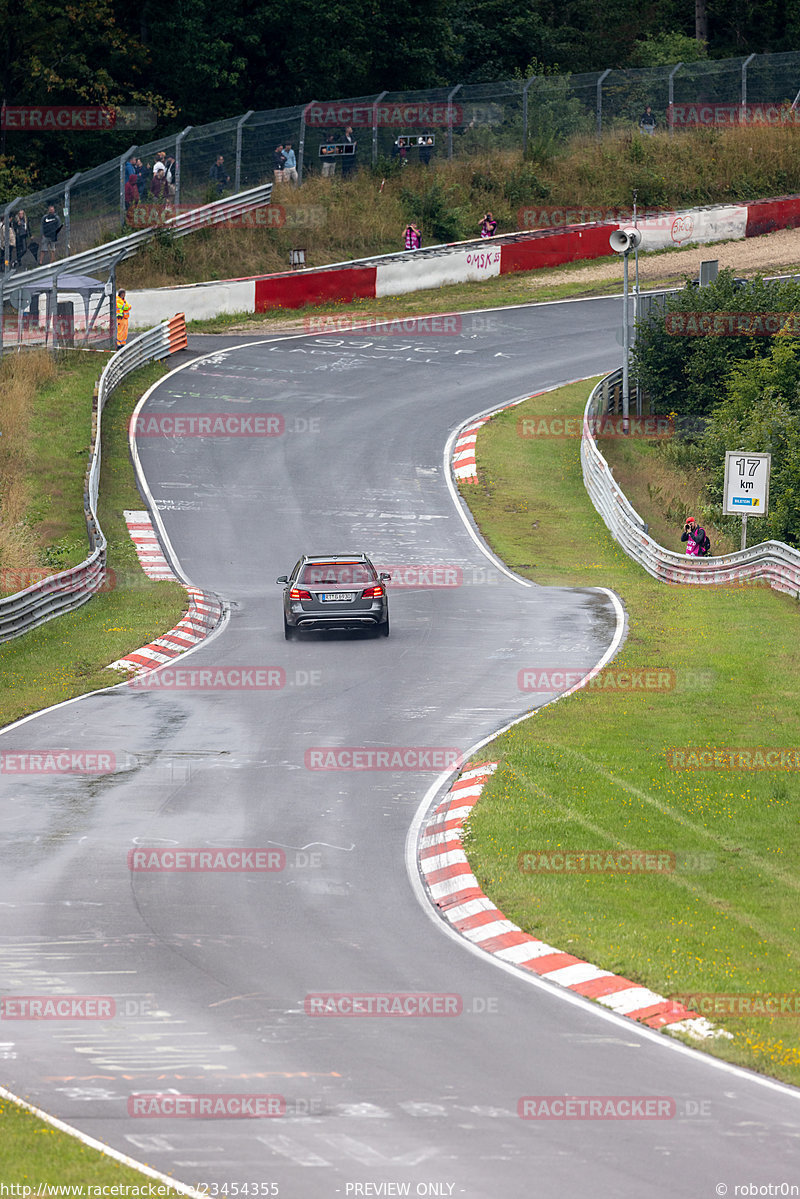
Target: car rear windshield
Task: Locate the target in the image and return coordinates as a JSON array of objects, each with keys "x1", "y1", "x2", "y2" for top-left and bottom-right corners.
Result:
[{"x1": 299, "y1": 562, "x2": 376, "y2": 586}]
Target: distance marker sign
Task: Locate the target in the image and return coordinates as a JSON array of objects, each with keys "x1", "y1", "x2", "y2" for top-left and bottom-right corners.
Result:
[{"x1": 723, "y1": 451, "x2": 771, "y2": 516}]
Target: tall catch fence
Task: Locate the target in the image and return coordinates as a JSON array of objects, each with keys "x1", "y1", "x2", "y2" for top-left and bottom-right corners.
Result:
[{"x1": 3, "y1": 50, "x2": 800, "y2": 272}]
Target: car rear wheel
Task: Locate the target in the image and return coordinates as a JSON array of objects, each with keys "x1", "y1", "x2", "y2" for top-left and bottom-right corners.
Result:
[
  {"x1": 379, "y1": 617, "x2": 390, "y2": 638},
  {"x1": 284, "y1": 616, "x2": 297, "y2": 641}
]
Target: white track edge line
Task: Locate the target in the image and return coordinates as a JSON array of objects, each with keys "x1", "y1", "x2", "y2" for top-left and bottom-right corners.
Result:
[
  {"x1": 443, "y1": 376, "x2": 600, "y2": 586},
  {"x1": 410, "y1": 387, "x2": 800, "y2": 1102},
  {"x1": 0, "y1": 1083, "x2": 204, "y2": 1194}
]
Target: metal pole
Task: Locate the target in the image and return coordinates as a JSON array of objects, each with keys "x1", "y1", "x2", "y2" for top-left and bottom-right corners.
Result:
[
  {"x1": 522, "y1": 75, "x2": 536, "y2": 156},
  {"x1": 63, "y1": 172, "x2": 80, "y2": 256},
  {"x1": 298, "y1": 102, "x2": 313, "y2": 186},
  {"x1": 447, "y1": 84, "x2": 462, "y2": 161},
  {"x1": 2, "y1": 196, "x2": 20, "y2": 273},
  {"x1": 119, "y1": 145, "x2": 136, "y2": 225},
  {"x1": 622, "y1": 249, "x2": 630, "y2": 433},
  {"x1": 632, "y1": 191, "x2": 641, "y2": 417},
  {"x1": 596, "y1": 69, "x2": 611, "y2": 137},
  {"x1": 668, "y1": 63, "x2": 682, "y2": 135},
  {"x1": 372, "y1": 91, "x2": 387, "y2": 167},
  {"x1": 110, "y1": 264, "x2": 117, "y2": 350},
  {"x1": 235, "y1": 111, "x2": 253, "y2": 193},
  {"x1": 741, "y1": 513, "x2": 748, "y2": 552},
  {"x1": 174, "y1": 126, "x2": 193, "y2": 209},
  {"x1": 741, "y1": 53, "x2": 756, "y2": 114}
]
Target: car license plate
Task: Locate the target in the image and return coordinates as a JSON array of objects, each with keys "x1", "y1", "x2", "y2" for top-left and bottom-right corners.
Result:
[{"x1": 321, "y1": 592, "x2": 353, "y2": 602}]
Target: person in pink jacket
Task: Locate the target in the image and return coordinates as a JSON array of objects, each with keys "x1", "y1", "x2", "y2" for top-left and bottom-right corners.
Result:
[
  {"x1": 682, "y1": 518, "x2": 700, "y2": 554},
  {"x1": 681, "y1": 517, "x2": 710, "y2": 556}
]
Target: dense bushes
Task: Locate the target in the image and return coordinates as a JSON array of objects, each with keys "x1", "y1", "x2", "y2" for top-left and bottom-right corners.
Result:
[{"x1": 634, "y1": 271, "x2": 800, "y2": 545}]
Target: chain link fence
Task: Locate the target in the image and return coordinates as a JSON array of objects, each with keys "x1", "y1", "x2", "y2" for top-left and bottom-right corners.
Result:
[{"x1": 2, "y1": 50, "x2": 800, "y2": 275}]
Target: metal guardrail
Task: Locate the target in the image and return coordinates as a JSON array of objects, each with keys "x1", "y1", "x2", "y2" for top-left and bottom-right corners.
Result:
[
  {"x1": 3, "y1": 183, "x2": 273, "y2": 294},
  {"x1": 580, "y1": 368, "x2": 800, "y2": 599},
  {"x1": 0, "y1": 315, "x2": 188, "y2": 644},
  {"x1": 262, "y1": 224, "x2": 570, "y2": 278}
]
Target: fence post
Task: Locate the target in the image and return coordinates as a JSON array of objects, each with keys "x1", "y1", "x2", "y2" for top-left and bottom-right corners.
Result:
[
  {"x1": 63, "y1": 172, "x2": 80, "y2": 256},
  {"x1": 298, "y1": 102, "x2": 313, "y2": 186},
  {"x1": 522, "y1": 75, "x2": 536, "y2": 156},
  {"x1": 668, "y1": 63, "x2": 683, "y2": 135},
  {"x1": 447, "y1": 84, "x2": 462, "y2": 160},
  {"x1": 174, "y1": 127, "x2": 193, "y2": 209},
  {"x1": 119, "y1": 145, "x2": 136, "y2": 225},
  {"x1": 372, "y1": 91, "x2": 387, "y2": 167},
  {"x1": 2, "y1": 196, "x2": 20, "y2": 274},
  {"x1": 741, "y1": 53, "x2": 756, "y2": 114},
  {"x1": 596, "y1": 69, "x2": 611, "y2": 137},
  {"x1": 235, "y1": 110, "x2": 253, "y2": 193}
]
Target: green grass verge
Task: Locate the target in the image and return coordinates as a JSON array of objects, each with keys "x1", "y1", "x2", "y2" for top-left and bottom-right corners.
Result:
[
  {"x1": 460, "y1": 378, "x2": 800, "y2": 1083},
  {"x1": 0, "y1": 359, "x2": 187, "y2": 727},
  {"x1": 0, "y1": 1096, "x2": 186, "y2": 1189},
  {"x1": 3, "y1": 354, "x2": 101, "y2": 583},
  {"x1": 186, "y1": 236, "x2": 800, "y2": 336},
  {"x1": 0, "y1": 358, "x2": 189, "y2": 1177}
]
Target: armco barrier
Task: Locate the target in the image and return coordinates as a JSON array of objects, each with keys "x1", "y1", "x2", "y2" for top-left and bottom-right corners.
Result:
[
  {"x1": 0, "y1": 315, "x2": 189, "y2": 643},
  {"x1": 124, "y1": 190, "x2": 800, "y2": 327},
  {"x1": 246, "y1": 193, "x2": 800, "y2": 317},
  {"x1": 580, "y1": 368, "x2": 800, "y2": 600},
  {"x1": 3, "y1": 183, "x2": 273, "y2": 298}
]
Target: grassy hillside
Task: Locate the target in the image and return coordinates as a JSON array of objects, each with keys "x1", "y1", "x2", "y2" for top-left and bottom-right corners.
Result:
[{"x1": 119, "y1": 124, "x2": 800, "y2": 289}]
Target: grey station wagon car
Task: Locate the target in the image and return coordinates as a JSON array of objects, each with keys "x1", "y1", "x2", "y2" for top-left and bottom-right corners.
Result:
[{"x1": 277, "y1": 554, "x2": 391, "y2": 639}]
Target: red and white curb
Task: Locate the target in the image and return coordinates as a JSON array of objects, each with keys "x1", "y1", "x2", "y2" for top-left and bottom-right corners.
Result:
[
  {"x1": 452, "y1": 393, "x2": 544, "y2": 483},
  {"x1": 109, "y1": 510, "x2": 222, "y2": 676},
  {"x1": 420, "y1": 763, "x2": 728, "y2": 1041},
  {"x1": 453, "y1": 418, "x2": 490, "y2": 483}
]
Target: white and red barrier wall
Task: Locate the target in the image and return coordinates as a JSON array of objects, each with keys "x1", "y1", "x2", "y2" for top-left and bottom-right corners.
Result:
[{"x1": 129, "y1": 193, "x2": 800, "y2": 327}]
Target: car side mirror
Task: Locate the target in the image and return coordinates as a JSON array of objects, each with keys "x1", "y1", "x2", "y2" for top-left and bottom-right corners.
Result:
[
  {"x1": 380, "y1": 573, "x2": 391, "y2": 581},
  {"x1": 276, "y1": 575, "x2": 288, "y2": 584}
]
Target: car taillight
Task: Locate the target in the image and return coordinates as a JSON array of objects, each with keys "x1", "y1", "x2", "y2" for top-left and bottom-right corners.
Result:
[
  {"x1": 361, "y1": 585, "x2": 384, "y2": 599},
  {"x1": 290, "y1": 587, "x2": 311, "y2": 600}
]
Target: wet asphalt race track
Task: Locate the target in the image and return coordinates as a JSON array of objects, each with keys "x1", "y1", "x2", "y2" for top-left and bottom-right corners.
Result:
[{"x1": 1, "y1": 298, "x2": 798, "y2": 1196}]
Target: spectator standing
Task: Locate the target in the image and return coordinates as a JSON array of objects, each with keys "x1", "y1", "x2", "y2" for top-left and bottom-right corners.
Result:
[
  {"x1": 124, "y1": 173, "x2": 139, "y2": 211},
  {"x1": 282, "y1": 141, "x2": 298, "y2": 185},
  {"x1": 164, "y1": 155, "x2": 176, "y2": 198},
  {"x1": 419, "y1": 135, "x2": 433, "y2": 166},
  {"x1": 116, "y1": 290, "x2": 131, "y2": 348},
  {"x1": 13, "y1": 210, "x2": 29, "y2": 266},
  {"x1": 680, "y1": 516, "x2": 710, "y2": 556},
  {"x1": 341, "y1": 125, "x2": 357, "y2": 178},
  {"x1": 209, "y1": 154, "x2": 230, "y2": 196},
  {"x1": 272, "y1": 144, "x2": 286, "y2": 184},
  {"x1": 39, "y1": 203, "x2": 62, "y2": 263},
  {"x1": 320, "y1": 131, "x2": 337, "y2": 178},
  {"x1": 479, "y1": 211, "x2": 497, "y2": 238},
  {"x1": 1, "y1": 218, "x2": 16, "y2": 271},
  {"x1": 134, "y1": 158, "x2": 147, "y2": 200},
  {"x1": 403, "y1": 222, "x2": 421, "y2": 250},
  {"x1": 151, "y1": 151, "x2": 168, "y2": 200},
  {"x1": 639, "y1": 106, "x2": 656, "y2": 135}
]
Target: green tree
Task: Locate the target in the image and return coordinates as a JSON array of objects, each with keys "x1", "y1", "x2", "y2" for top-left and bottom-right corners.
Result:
[
  {"x1": 695, "y1": 339, "x2": 800, "y2": 545},
  {"x1": 0, "y1": 0, "x2": 174, "y2": 196},
  {"x1": 634, "y1": 272, "x2": 800, "y2": 417}
]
